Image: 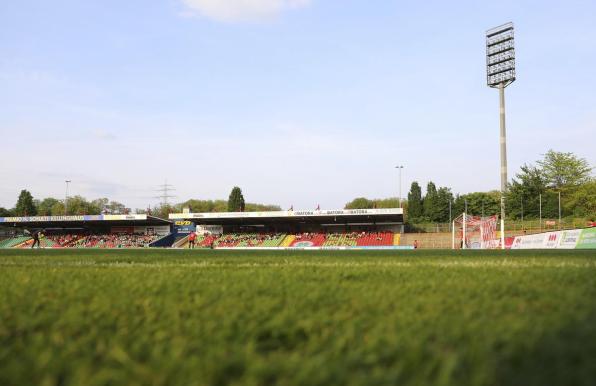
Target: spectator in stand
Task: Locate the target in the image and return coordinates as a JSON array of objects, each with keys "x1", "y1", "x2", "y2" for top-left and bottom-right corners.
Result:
[
  {"x1": 413, "y1": 240, "x2": 419, "y2": 249},
  {"x1": 188, "y1": 232, "x2": 197, "y2": 249}
]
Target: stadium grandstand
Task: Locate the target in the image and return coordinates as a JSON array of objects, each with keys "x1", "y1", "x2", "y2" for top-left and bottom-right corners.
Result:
[
  {"x1": 169, "y1": 208, "x2": 408, "y2": 249},
  {"x1": 0, "y1": 214, "x2": 172, "y2": 249},
  {"x1": 0, "y1": 208, "x2": 412, "y2": 249},
  {"x1": 1, "y1": 208, "x2": 593, "y2": 250}
]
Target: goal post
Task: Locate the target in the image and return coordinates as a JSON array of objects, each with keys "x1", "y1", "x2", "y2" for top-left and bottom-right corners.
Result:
[{"x1": 452, "y1": 213, "x2": 500, "y2": 249}]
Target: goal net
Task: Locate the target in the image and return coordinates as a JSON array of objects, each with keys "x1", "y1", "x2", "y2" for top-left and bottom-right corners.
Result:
[{"x1": 452, "y1": 213, "x2": 500, "y2": 249}]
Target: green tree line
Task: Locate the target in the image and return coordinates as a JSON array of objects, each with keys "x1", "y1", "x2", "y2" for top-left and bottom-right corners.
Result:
[
  {"x1": 0, "y1": 186, "x2": 281, "y2": 219},
  {"x1": 345, "y1": 150, "x2": 594, "y2": 222},
  {"x1": 0, "y1": 191, "x2": 129, "y2": 217}
]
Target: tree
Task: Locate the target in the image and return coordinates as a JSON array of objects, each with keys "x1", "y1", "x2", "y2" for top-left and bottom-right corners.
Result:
[
  {"x1": 51, "y1": 201, "x2": 65, "y2": 215},
  {"x1": 0, "y1": 207, "x2": 13, "y2": 217},
  {"x1": 104, "y1": 201, "x2": 126, "y2": 214},
  {"x1": 537, "y1": 150, "x2": 592, "y2": 190},
  {"x1": 37, "y1": 197, "x2": 61, "y2": 215},
  {"x1": 153, "y1": 204, "x2": 174, "y2": 219},
  {"x1": 64, "y1": 195, "x2": 95, "y2": 215},
  {"x1": 453, "y1": 192, "x2": 500, "y2": 218},
  {"x1": 15, "y1": 190, "x2": 37, "y2": 216},
  {"x1": 227, "y1": 187, "x2": 245, "y2": 212},
  {"x1": 422, "y1": 182, "x2": 438, "y2": 221},
  {"x1": 407, "y1": 182, "x2": 423, "y2": 220},
  {"x1": 373, "y1": 197, "x2": 399, "y2": 209},
  {"x1": 565, "y1": 180, "x2": 596, "y2": 217},
  {"x1": 180, "y1": 199, "x2": 226, "y2": 213},
  {"x1": 90, "y1": 198, "x2": 109, "y2": 214},
  {"x1": 435, "y1": 187, "x2": 454, "y2": 222},
  {"x1": 344, "y1": 197, "x2": 374, "y2": 209},
  {"x1": 506, "y1": 164, "x2": 555, "y2": 219},
  {"x1": 244, "y1": 203, "x2": 282, "y2": 212}
]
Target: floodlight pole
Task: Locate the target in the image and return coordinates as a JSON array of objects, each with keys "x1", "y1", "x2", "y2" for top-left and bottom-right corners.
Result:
[
  {"x1": 463, "y1": 212, "x2": 467, "y2": 250},
  {"x1": 448, "y1": 199, "x2": 452, "y2": 230},
  {"x1": 65, "y1": 180, "x2": 71, "y2": 215},
  {"x1": 498, "y1": 83, "x2": 507, "y2": 249},
  {"x1": 451, "y1": 220, "x2": 455, "y2": 249},
  {"x1": 395, "y1": 165, "x2": 404, "y2": 208},
  {"x1": 539, "y1": 193, "x2": 542, "y2": 232},
  {"x1": 487, "y1": 22, "x2": 515, "y2": 249},
  {"x1": 558, "y1": 191, "x2": 561, "y2": 229}
]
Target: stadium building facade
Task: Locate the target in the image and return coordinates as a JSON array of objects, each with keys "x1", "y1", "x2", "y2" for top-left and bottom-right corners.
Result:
[
  {"x1": 168, "y1": 208, "x2": 406, "y2": 249},
  {"x1": 170, "y1": 208, "x2": 404, "y2": 233},
  {"x1": 0, "y1": 214, "x2": 172, "y2": 248},
  {"x1": 0, "y1": 208, "x2": 407, "y2": 249}
]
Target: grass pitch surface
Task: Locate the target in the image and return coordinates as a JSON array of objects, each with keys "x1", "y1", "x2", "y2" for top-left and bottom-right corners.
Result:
[{"x1": 1, "y1": 249, "x2": 595, "y2": 386}]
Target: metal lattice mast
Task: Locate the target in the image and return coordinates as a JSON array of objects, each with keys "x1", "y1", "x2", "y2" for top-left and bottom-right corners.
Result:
[{"x1": 155, "y1": 180, "x2": 176, "y2": 207}]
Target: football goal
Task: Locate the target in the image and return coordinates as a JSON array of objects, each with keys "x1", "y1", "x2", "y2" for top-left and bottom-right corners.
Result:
[{"x1": 452, "y1": 213, "x2": 500, "y2": 249}]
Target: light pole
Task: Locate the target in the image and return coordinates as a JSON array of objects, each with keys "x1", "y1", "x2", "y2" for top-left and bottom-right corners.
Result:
[
  {"x1": 65, "y1": 180, "x2": 71, "y2": 215},
  {"x1": 487, "y1": 22, "x2": 516, "y2": 249},
  {"x1": 558, "y1": 191, "x2": 562, "y2": 229},
  {"x1": 448, "y1": 198, "x2": 452, "y2": 230},
  {"x1": 521, "y1": 195, "x2": 524, "y2": 230},
  {"x1": 395, "y1": 165, "x2": 404, "y2": 208},
  {"x1": 539, "y1": 193, "x2": 542, "y2": 231}
]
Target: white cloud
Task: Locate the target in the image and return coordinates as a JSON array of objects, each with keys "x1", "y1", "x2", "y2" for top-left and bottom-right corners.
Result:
[{"x1": 180, "y1": 0, "x2": 311, "y2": 22}]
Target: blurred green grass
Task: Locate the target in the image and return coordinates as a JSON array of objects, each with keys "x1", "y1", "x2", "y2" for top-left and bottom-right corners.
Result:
[{"x1": 1, "y1": 249, "x2": 595, "y2": 386}]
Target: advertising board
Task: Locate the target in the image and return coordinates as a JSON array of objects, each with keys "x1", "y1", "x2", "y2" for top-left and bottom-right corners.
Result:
[
  {"x1": 558, "y1": 229, "x2": 582, "y2": 249},
  {"x1": 510, "y1": 233, "x2": 547, "y2": 249},
  {"x1": 173, "y1": 220, "x2": 195, "y2": 234},
  {"x1": 196, "y1": 225, "x2": 223, "y2": 235},
  {"x1": 542, "y1": 231, "x2": 560, "y2": 249},
  {"x1": 134, "y1": 225, "x2": 171, "y2": 236},
  {"x1": 509, "y1": 228, "x2": 595, "y2": 249},
  {"x1": 576, "y1": 228, "x2": 596, "y2": 249}
]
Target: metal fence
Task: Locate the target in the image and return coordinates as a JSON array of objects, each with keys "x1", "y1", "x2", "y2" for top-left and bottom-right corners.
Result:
[{"x1": 407, "y1": 218, "x2": 591, "y2": 234}]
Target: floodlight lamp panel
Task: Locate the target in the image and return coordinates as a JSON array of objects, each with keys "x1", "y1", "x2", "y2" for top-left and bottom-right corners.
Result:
[
  {"x1": 486, "y1": 22, "x2": 514, "y2": 38},
  {"x1": 486, "y1": 22, "x2": 516, "y2": 87}
]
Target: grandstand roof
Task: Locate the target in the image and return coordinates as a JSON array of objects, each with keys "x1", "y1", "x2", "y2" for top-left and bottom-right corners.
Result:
[
  {"x1": 169, "y1": 208, "x2": 404, "y2": 226},
  {"x1": 0, "y1": 214, "x2": 171, "y2": 228}
]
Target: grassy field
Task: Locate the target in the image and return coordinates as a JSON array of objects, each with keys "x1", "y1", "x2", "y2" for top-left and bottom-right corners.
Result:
[{"x1": 1, "y1": 249, "x2": 596, "y2": 386}]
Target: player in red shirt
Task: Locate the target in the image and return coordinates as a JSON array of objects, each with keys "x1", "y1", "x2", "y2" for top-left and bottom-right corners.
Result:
[{"x1": 188, "y1": 232, "x2": 197, "y2": 249}]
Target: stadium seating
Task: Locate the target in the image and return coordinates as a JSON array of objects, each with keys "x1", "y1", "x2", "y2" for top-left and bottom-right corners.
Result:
[
  {"x1": 17, "y1": 237, "x2": 57, "y2": 248},
  {"x1": 280, "y1": 234, "x2": 295, "y2": 247},
  {"x1": 214, "y1": 233, "x2": 286, "y2": 248},
  {"x1": 0, "y1": 236, "x2": 31, "y2": 248},
  {"x1": 67, "y1": 234, "x2": 160, "y2": 248},
  {"x1": 323, "y1": 233, "x2": 357, "y2": 247},
  {"x1": 198, "y1": 234, "x2": 217, "y2": 247},
  {"x1": 290, "y1": 233, "x2": 326, "y2": 247},
  {"x1": 355, "y1": 231, "x2": 393, "y2": 246},
  {"x1": 176, "y1": 232, "x2": 395, "y2": 248},
  {"x1": 318, "y1": 232, "x2": 394, "y2": 247},
  {"x1": 1, "y1": 231, "x2": 398, "y2": 249},
  {"x1": 45, "y1": 234, "x2": 83, "y2": 247}
]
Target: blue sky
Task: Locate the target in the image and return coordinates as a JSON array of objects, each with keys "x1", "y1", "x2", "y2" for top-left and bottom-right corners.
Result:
[{"x1": 1, "y1": 0, "x2": 595, "y2": 211}]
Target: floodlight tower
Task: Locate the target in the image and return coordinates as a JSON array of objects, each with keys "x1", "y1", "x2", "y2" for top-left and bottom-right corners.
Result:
[
  {"x1": 395, "y1": 165, "x2": 404, "y2": 208},
  {"x1": 65, "y1": 180, "x2": 71, "y2": 215},
  {"x1": 486, "y1": 22, "x2": 516, "y2": 249}
]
